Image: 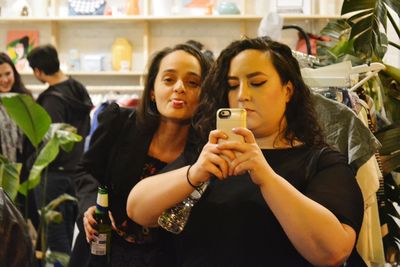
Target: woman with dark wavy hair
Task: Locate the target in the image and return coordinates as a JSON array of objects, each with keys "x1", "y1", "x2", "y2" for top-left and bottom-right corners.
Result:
[
  {"x1": 72, "y1": 43, "x2": 213, "y2": 267},
  {"x1": 127, "y1": 37, "x2": 364, "y2": 266},
  {"x1": 0, "y1": 52, "x2": 31, "y2": 95},
  {"x1": 0, "y1": 52, "x2": 32, "y2": 163}
]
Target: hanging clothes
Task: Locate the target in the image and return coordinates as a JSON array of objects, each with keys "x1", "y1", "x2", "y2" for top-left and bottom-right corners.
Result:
[
  {"x1": 0, "y1": 104, "x2": 23, "y2": 163},
  {"x1": 356, "y1": 105, "x2": 385, "y2": 266},
  {"x1": 312, "y1": 92, "x2": 380, "y2": 171},
  {"x1": 312, "y1": 91, "x2": 385, "y2": 266}
]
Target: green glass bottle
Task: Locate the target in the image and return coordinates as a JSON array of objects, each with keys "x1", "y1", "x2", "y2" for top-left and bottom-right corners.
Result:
[{"x1": 89, "y1": 186, "x2": 112, "y2": 266}]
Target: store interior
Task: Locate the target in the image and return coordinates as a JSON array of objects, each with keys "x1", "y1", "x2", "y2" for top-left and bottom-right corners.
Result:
[{"x1": 1, "y1": 0, "x2": 400, "y2": 266}]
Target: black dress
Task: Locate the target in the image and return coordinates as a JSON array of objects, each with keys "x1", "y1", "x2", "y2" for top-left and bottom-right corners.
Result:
[{"x1": 174, "y1": 146, "x2": 364, "y2": 267}]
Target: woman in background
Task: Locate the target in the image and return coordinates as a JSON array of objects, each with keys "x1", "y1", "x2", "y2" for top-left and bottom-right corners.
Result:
[
  {"x1": 0, "y1": 52, "x2": 32, "y2": 162},
  {"x1": 0, "y1": 52, "x2": 35, "y2": 267}
]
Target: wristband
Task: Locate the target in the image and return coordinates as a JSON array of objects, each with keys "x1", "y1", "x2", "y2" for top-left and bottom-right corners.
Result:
[{"x1": 186, "y1": 165, "x2": 204, "y2": 190}]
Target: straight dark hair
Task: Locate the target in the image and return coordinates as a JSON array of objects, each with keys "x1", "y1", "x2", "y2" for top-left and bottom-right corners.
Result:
[
  {"x1": 27, "y1": 44, "x2": 60, "y2": 75},
  {"x1": 193, "y1": 37, "x2": 326, "y2": 148}
]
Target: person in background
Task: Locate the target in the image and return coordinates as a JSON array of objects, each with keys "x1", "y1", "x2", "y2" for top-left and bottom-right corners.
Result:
[
  {"x1": 0, "y1": 52, "x2": 40, "y2": 231},
  {"x1": 0, "y1": 52, "x2": 32, "y2": 162},
  {"x1": 26, "y1": 44, "x2": 93, "y2": 256},
  {"x1": 127, "y1": 37, "x2": 365, "y2": 266},
  {"x1": 0, "y1": 55, "x2": 34, "y2": 267},
  {"x1": 185, "y1": 39, "x2": 215, "y2": 62},
  {"x1": 0, "y1": 187, "x2": 35, "y2": 267},
  {"x1": 72, "y1": 43, "x2": 212, "y2": 267}
]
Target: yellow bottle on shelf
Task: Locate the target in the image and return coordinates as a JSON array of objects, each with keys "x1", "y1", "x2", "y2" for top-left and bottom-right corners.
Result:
[
  {"x1": 126, "y1": 0, "x2": 139, "y2": 15},
  {"x1": 112, "y1": 38, "x2": 132, "y2": 72}
]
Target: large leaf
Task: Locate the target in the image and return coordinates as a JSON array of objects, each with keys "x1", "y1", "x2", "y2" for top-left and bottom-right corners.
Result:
[
  {"x1": 0, "y1": 94, "x2": 51, "y2": 148},
  {"x1": 385, "y1": 0, "x2": 400, "y2": 18},
  {"x1": 44, "y1": 193, "x2": 77, "y2": 213},
  {"x1": 44, "y1": 123, "x2": 82, "y2": 153},
  {"x1": 341, "y1": 0, "x2": 398, "y2": 60},
  {"x1": 0, "y1": 162, "x2": 22, "y2": 201},
  {"x1": 45, "y1": 250, "x2": 70, "y2": 267},
  {"x1": 384, "y1": 64, "x2": 400, "y2": 84},
  {"x1": 18, "y1": 124, "x2": 82, "y2": 196},
  {"x1": 375, "y1": 126, "x2": 400, "y2": 174},
  {"x1": 44, "y1": 210, "x2": 63, "y2": 225}
]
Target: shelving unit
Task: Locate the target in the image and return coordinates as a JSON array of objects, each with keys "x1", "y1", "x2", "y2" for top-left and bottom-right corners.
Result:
[{"x1": 0, "y1": 0, "x2": 345, "y2": 94}]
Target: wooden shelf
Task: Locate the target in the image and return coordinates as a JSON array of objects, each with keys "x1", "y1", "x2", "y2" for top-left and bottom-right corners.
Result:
[
  {"x1": 20, "y1": 71, "x2": 144, "y2": 76},
  {"x1": 27, "y1": 84, "x2": 144, "y2": 93},
  {"x1": 0, "y1": 14, "x2": 345, "y2": 23},
  {"x1": 1, "y1": 0, "x2": 345, "y2": 94}
]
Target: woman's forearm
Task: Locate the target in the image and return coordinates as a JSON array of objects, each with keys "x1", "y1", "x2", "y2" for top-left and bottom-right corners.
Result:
[{"x1": 127, "y1": 166, "x2": 195, "y2": 226}]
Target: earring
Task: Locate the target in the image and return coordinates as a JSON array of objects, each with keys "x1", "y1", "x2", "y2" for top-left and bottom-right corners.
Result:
[{"x1": 151, "y1": 95, "x2": 155, "y2": 102}]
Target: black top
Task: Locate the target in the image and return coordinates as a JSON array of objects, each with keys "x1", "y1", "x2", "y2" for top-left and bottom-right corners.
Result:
[
  {"x1": 113, "y1": 155, "x2": 167, "y2": 245},
  {"x1": 36, "y1": 78, "x2": 92, "y2": 172},
  {"x1": 174, "y1": 146, "x2": 364, "y2": 267}
]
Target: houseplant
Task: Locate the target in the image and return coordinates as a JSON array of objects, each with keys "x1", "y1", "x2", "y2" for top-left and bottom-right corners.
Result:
[
  {"x1": 0, "y1": 93, "x2": 81, "y2": 266},
  {"x1": 317, "y1": 0, "x2": 400, "y2": 263}
]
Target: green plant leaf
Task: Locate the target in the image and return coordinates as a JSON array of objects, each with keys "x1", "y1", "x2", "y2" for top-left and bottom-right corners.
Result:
[
  {"x1": 18, "y1": 138, "x2": 59, "y2": 196},
  {"x1": 45, "y1": 123, "x2": 82, "y2": 153},
  {"x1": 384, "y1": 0, "x2": 400, "y2": 16},
  {"x1": 384, "y1": 64, "x2": 400, "y2": 84},
  {"x1": 18, "y1": 124, "x2": 82, "y2": 196},
  {"x1": 45, "y1": 250, "x2": 70, "y2": 267},
  {"x1": 0, "y1": 162, "x2": 21, "y2": 201},
  {"x1": 341, "y1": 0, "x2": 391, "y2": 60},
  {"x1": 0, "y1": 94, "x2": 51, "y2": 148},
  {"x1": 342, "y1": 1, "x2": 375, "y2": 12},
  {"x1": 44, "y1": 193, "x2": 77, "y2": 212},
  {"x1": 44, "y1": 210, "x2": 63, "y2": 225}
]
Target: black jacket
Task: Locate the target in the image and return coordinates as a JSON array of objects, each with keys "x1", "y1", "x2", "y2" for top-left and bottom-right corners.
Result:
[
  {"x1": 74, "y1": 102, "x2": 142, "y2": 223},
  {"x1": 37, "y1": 77, "x2": 92, "y2": 172}
]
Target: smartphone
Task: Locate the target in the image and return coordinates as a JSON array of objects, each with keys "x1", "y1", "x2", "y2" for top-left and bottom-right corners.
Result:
[{"x1": 216, "y1": 108, "x2": 247, "y2": 144}]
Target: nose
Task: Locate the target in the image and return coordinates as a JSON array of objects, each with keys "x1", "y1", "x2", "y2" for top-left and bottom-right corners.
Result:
[
  {"x1": 0, "y1": 75, "x2": 7, "y2": 84},
  {"x1": 173, "y1": 79, "x2": 185, "y2": 93},
  {"x1": 238, "y1": 83, "x2": 250, "y2": 102}
]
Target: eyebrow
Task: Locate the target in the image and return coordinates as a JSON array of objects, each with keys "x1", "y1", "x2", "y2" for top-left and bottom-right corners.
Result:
[
  {"x1": 228, "y1": 72, "x2": 267, "y2": 80},
  {"x1": 163, "y1": 69, "x2": 201, "y2": 77}
]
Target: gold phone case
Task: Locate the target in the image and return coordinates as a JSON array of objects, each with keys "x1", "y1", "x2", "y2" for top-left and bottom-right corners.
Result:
[{"x1": 216, "y1": 108, "x2": 247, "y2": 144}]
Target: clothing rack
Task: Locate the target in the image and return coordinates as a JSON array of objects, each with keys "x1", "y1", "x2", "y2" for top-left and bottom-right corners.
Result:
[{"x1": 301, "y1": 61, "x2": 385, "y2": 89}]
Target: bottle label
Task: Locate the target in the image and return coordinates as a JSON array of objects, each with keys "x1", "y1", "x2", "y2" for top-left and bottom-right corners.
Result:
[
  {"x1": 97, "y1": 193, "x2": 108, "y2": 207},
  {"x1": 91, "y1": 233, "x2": 108, "y2": 255}
]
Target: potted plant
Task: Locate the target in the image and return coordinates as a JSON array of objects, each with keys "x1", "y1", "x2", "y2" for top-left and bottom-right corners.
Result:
[{"x1": 0, "y1": 93, "x2": 82, "y2": 266}]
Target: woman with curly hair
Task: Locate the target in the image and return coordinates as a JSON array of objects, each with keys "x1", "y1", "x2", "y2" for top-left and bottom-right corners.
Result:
[{"x1": 127, "y1": 37, "x2": 364, "y2": 266}]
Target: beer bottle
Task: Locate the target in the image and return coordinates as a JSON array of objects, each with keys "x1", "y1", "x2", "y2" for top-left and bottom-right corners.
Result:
[{"x1": 89, "y1": 186, "x2": 112, "y2": 266}]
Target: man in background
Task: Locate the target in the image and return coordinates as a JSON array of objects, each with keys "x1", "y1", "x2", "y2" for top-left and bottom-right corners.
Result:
[{"x1": 27, "y1": 44, "x2": 93, "y2": 256}]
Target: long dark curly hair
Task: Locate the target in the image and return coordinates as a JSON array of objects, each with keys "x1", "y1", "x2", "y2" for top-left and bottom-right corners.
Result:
[
  {"x1": 193, "y1": 37, "x2": 326, "y2": 148},
  {"x1": 0, "y1": 52, "x2": 32, "y2": 96},
  {"x1": 136, "y1": 43, "x2": 213, "y2": 134}
]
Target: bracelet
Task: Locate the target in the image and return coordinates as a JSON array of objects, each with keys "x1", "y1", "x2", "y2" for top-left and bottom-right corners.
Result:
[{"x1": 186, "y1": 165, "x2": 204, "y2": 190}]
